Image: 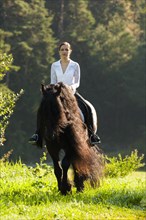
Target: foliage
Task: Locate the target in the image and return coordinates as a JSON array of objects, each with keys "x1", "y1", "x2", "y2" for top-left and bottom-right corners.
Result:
[
  {"x1": 0, "y1": 53, "x2": 12, "y2": 79},
  {"x1": 90, "y1": 17, "x2": 138, "y2": 71},
  {"x1": 0, "y1": 0, "x2": 56, "y2": 158},
  {"x1": 66, "y1": 0, "x2": 95, "y2": 42},
  {"x1": 0, "y1": 52, "x2": 23, "y2": 147},
  {"x1": 0, "y1": 158, "x2": 145, "y2": 220},
  {"x1": 0, "y1": 149, "x2": 13, "y2": 162},
  {"x1": 105, "y1": 149, "x2": 145, "y2": 178},
  {"x1": 32, "y1": 151, "x2": 53, "y2": 179},
  {"x1": 0, "y1": 83, "x2": 23, "y2": 146},
  {"x1": 0, "y1": 29, "x2": 12, "y2": 54}
]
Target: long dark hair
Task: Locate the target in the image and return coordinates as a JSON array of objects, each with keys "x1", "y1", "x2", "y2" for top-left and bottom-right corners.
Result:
[{"x1": 58, "y1": 42, "x2": 72, "y2": 51}]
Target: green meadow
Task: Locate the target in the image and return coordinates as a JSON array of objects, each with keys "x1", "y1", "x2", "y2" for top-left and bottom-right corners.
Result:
[{"x1": 0, "y1": 158, "x2": 146, "y2": 220}]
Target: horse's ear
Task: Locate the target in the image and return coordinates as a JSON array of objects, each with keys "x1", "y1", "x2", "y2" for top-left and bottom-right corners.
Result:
[
  {"x1": 41, "y1": 84, "x2": 46, "y2": 94},
  {"x1": 54, "y1": 83, "x2": 62, "y2": 95}
]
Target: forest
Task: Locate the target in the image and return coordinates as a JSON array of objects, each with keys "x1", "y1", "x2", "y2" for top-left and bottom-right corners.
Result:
[{"x1": 0, "y1": 0, "x2": 145, "y2": 163}]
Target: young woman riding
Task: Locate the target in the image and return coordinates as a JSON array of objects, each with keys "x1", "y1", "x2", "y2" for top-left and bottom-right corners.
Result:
[{"x1": 29, "y1": 42, "x2": 100, "y2": 146}]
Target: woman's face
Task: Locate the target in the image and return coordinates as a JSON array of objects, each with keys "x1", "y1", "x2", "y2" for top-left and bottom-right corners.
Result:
[{"x1": 59, "y1": 44, "x2": 72, "y2": 59}]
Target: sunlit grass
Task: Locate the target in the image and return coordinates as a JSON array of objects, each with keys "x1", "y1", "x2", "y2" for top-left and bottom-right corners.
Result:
[{"x1": 0, "y1": 161, "x2": 145, "y2": 220}]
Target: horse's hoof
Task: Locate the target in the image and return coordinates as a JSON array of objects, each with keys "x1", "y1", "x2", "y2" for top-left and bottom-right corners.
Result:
[
  {"x1": 60, "y1": 183, "x2": 72, "y2": 195},
  {"x1": 61, "y1": 189, "x2": 72, "y2": 195},
  {"x1": 76, "y1": 185, "x2": 84, "y2": 193}
]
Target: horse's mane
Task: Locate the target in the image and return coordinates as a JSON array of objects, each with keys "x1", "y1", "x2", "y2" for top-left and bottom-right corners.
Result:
[{"x1": 41, "y1": 83, "x2": 86, "y2": 135}]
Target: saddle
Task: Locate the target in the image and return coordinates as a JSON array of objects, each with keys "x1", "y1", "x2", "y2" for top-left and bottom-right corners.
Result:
[{"x1": 75, "y1": 93, "x2": 95, "y2": 138}]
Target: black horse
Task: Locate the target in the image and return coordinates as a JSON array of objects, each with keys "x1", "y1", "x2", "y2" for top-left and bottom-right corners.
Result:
[{"x1": 38, "y1": 82, "x2": 104, "y2": 195}]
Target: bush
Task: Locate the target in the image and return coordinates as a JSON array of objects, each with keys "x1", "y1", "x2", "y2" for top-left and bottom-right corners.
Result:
[
  {"x1": 105, "y1": 149, "x2": 145, "y2": 177},
  {"x1": 0, "y1": 52, "x2": 23, "y2": 147}
]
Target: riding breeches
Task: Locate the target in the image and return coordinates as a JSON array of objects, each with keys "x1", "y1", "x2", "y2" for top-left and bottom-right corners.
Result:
[{"x1": 75, "y1": 92, "x2": 97, "y2": 133}]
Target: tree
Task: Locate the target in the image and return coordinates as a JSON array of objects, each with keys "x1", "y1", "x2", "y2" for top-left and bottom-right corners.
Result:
[
  {"x1": 0, "y1": 0, "x2": 56, "y2": 161},
  {"x1": 0, "y1": 0, "x2": 145, "y2": 161}
]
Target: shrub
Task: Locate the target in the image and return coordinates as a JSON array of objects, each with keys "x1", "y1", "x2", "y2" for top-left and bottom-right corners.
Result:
[
  {"x1": 0, "y1": 53, "x2": 23, "y2": 147},
  {"x1": 105, "y1": 149, "x2": 145, "y2": 177}
]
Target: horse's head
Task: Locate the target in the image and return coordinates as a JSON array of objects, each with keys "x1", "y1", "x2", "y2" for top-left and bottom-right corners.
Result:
[
  {"x1": 39, "y1": 82, "x2": 76, "y2": 137},
  {"x1": 41, "y1": 82, "x2": 65, "y2": 97}
]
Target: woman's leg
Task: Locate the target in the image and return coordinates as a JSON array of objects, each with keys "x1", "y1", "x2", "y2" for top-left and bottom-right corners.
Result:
[{"x1": 75, "y1": 92, "x2": 101, "y2": 144}]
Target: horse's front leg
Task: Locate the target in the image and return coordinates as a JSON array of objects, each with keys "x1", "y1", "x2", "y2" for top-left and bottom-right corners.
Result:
[
  {"x1": 73, "y1": 168, "x2": 85, "y2": 193},
  {"x1": 61, "y1": 156, "x2": 71, "y2": 195},
  {"x1": 51, "y1": 156, "x2": 63, "y2": 192}
]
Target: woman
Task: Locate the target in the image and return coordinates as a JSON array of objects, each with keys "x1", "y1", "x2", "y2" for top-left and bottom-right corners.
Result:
[
  {"x1": 29, "y1": 42, "x2": 100, "y2": 146},
  {"x1": 51, "y1": 42, "x2": 80, "y2": 94}
]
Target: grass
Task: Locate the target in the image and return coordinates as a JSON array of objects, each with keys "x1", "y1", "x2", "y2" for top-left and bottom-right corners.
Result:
[{"x1": 0, "y1": 161, "x2": 146, "y2": 220}]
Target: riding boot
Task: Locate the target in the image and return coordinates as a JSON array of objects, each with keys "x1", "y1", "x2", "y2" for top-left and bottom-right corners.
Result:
[
  {"x1": 90, "y1": 133, "x2": 101, "y2": 145},
  {"x1": 28, "y1": 131, "x2": 43, "y2": 148},
  {"x1": 28, "y1": 133, "x2": 38, "y2": 145}
]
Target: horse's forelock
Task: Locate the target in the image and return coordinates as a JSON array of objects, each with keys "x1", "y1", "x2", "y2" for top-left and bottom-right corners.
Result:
[
  {"x1": 41, "y1": 83, "x2": 73, "y2": 99},
  {"x1": 41, "y1": 84, "x2": 55, "y2": 97},
  {"x1": 53, "y1": 82, "x2": 67, "y2": 96}
]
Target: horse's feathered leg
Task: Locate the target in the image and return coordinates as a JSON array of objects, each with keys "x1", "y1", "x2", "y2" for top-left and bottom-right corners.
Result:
[
  {"x1": 51, "y1": 156, "x2": 63, "y2": 192},
  {"x1": 61, "y1": 156, "x2": 72, "y2": 195},
  {"x1": 73, "y1": 168, "x2": 85, "y2": 192}
]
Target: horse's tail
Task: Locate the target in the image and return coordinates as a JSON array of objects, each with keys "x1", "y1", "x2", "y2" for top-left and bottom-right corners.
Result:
[
  {"x1": 67, "y1": 123, "x2": 104, "y2": 186},
  {"x1": 70, "y1": 137, "x2": 105, "y2": 187}
]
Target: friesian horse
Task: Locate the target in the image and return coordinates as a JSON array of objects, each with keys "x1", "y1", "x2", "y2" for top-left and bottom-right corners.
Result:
[{"x1": 38, "y1": 82, "x2": 104, "y2": 195}]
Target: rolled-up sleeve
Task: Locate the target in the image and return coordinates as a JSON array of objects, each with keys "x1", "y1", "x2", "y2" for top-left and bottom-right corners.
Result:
[
  {"x1": 50, "y1": 64, "x2": 57, "y2": 84},
  {"x1": 70, "y1": 63, "x2": 80, "y2": 93}
]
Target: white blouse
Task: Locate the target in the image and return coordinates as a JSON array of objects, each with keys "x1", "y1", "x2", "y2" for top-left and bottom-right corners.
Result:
[{"x1": 50, "y1": 59, "x2": 80, "y2": 93}]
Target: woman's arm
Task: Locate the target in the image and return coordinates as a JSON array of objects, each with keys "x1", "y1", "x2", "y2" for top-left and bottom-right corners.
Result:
[
  {"x1": 50, "y1": 64, "x2": 57, "y2": 84},
  {"x1": 70, "y1": 63, "x2": 80, "y2": 93}
]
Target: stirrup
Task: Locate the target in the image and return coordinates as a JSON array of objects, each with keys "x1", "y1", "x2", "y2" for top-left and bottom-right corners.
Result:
[
  {"x1": 90, "y1": 134, "x2": 101, "y2": 145},
  {"x1": 28, "y1": 134, "x2": 39, "y2": 145}
]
